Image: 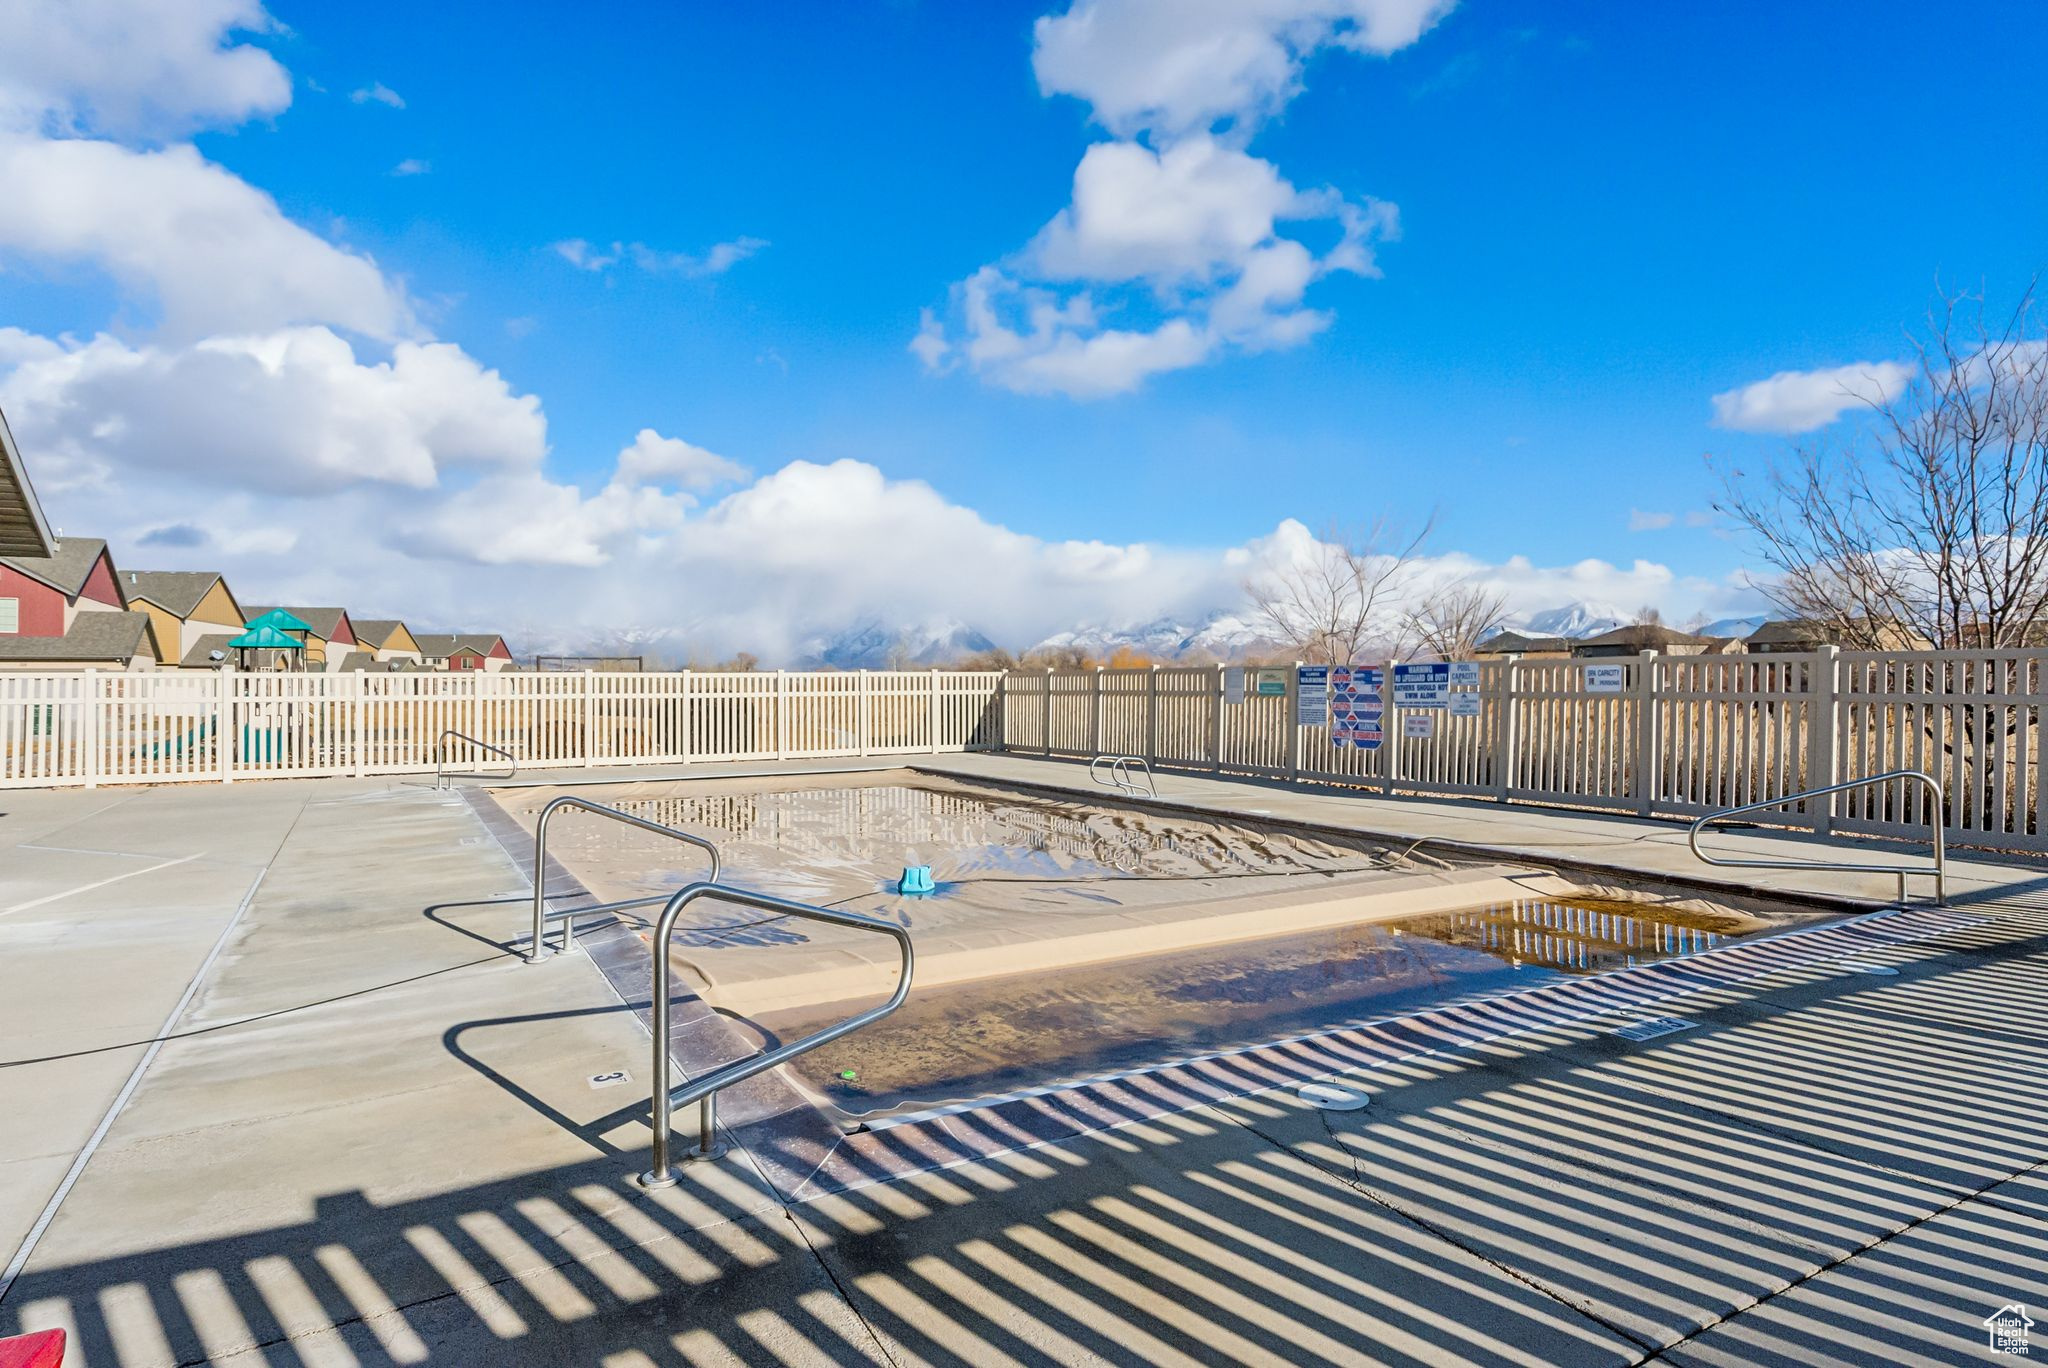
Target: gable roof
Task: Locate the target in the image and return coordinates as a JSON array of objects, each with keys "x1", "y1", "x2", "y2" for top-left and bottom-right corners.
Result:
[
  {"x1": 245, "y1": 605, "x2": 352, "y2": 641},
  {"x1": 1474, "y1": 630, "x2": 1573, "y2": 655},
  {"x1": 413, "y1": 633, "x2": 507, "y2": 658},
  {"x1": 1574, "y1": 623, "x2": 1713, "y2": 650},
  {"x1": 1744, "y1": 619, "x2": 1824, "y2": 646},
  {"x1": 0, "y1": 610, "x2": 158, "y2": 663},
  {"x1": 124, "y1": 570, "x2": 238, "y2": 620},
  {"x1": 0, "y1": 537, "x2": 112, "y2": 598},
  {"x1": 0, "y1": 406, "x2": 53, "y2": 559},
  {"x1": 350, "y1": 619, "x2": 414, "y2": 650}
]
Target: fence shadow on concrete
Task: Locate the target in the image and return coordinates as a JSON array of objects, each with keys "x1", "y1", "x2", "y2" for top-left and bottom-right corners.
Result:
[{"x1": 9, "y1": 905, "x2": 2044, "y2": 1367}]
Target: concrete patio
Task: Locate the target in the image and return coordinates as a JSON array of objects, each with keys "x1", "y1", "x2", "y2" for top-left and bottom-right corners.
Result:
[{"x1": 1, "y1": 757, "x2": 2042, "y2": 1365}]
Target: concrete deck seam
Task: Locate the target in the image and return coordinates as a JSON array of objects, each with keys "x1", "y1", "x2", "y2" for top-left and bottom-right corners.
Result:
[
  {"x1": 776, "y1": 1205, "x2": 903, "y2": 1368},
  {"x1": 0, "y1": 799, "x2": 304, "y2": 1308},
  {"x1": 1632, "y1": 1154, "x2": 2048, "y2": 1365}
]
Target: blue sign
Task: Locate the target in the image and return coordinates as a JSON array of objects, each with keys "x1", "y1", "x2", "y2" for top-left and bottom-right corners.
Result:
[
  {"x1": 1393, "y1": 661, "x2": 1451, "y2": 708},
  {"x1": 1330, "y1": 666, "x2": 1384, "y2": 750}
]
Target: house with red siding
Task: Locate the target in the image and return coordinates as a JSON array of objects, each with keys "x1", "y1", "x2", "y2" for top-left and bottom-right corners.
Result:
[
  {"x1": 412, "y1": 633, "x2": 514, "y2": 672},
  {"x1": 0, "y1": 538, "x2": 163, "y2": 670}
]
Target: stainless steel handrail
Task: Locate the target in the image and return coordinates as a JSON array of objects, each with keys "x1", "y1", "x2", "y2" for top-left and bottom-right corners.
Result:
[
  {"x1": 1089, "y1": 753, "x2": 1157, "y2": 797},
  {"x1": 435, "y1": 729, "x2": 518, "y2": 789},
  {"x1": 640, "y1": 882, "x2": 913, "y2": 1188},
  {"x1": 1688, "y1": 769, "x2": 1946, "y2": 905},
  {"x1": 528, "y1": 796, "x2": 721, "y2": 962}
]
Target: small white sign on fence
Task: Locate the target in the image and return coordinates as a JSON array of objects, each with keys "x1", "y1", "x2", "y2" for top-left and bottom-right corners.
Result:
[
  {"x1": 1449, "y1": 693, "x2": 1482, "y2": 717},
  {"x1": 1403, "y1": 713, "x2": 1435, "y2": 739},
  {"x1": 1450, "y1": 662, "x2": 1482, "y2": 687},
  {"x1": 1223, "y1": 667, "x2": 1246, "y2": 705},
  {"x1": 1583, "y1": 664, "x2": 1627, "y2": 693}
]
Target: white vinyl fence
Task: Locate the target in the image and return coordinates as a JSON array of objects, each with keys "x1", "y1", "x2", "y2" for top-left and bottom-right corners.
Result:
[
  {"x1": 999, "y1": 649, "x2": 2048, "y2": 854},
  {"x1": 0, "y1": 669, "x2": 1004, "y2": 789}
]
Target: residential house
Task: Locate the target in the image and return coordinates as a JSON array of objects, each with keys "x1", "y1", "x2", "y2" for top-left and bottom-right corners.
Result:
[
  {"x1": 350, "y1": 619, "x2": 424, "y2": 664},
  {"x1": 0, "y1": 405, "x2": 53, "y2": 558},
  {"x1": 1472, "y1": 630, "x2": 1573, "y2": 659},
  {"x1": 1747, "y1": 618, "x2": 1934, "y2": 653},
  {"x1": 414, "y1": 633, "x2": 514, "y2": 672},
  {"x1": 0, "y1": 537, "x2": 164, "y2": 670},
  {"x1": 1570, "y1": 624, "x2": 1728, "y2": 658},
  {"x1": 122, "y1": 571, "x2": 247, "y2": 667},
  {"x1": 242, "y1": 606, "x2": 360, "y2": 670}
]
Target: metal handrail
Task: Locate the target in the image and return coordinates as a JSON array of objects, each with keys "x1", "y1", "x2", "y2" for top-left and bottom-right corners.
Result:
[
  {"x1": 435, "y1": 730, "x2": 518, "y2": 789},
  {"x1": 1089, "y1": 753, "x2": 1157, "y2": 798},
  {"x1": 1688, "y1": 769, "x2": 1946, "y2": 905},
  {"x1": 640, "y1": 881, "x2": 914, "y2": 1188},
  {"x1": 528, "y1": 796, "x2": 721, "y2": 962}
]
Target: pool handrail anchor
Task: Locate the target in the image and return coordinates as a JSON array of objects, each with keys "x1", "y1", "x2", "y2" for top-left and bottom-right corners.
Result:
[
  {"x1": 1688, "y1": 769, "x2": 1946, "y2": 905},
  {"x1": 640, "y1": 881, "x2": 914, "y2": 1189},
  {"x1": 528, "y1": 796, "x2": 721, "y2": 962},
  {"x1": 1089, "y1": 753, "x2": 1157, "y2": 798},
  {"x1": 434, "y1": 729, "x2": 518, "y2": 789}
]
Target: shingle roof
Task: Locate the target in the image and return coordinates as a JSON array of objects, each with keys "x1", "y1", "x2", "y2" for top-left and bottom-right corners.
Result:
[
  {"x1": 0, "y1": 537, "x2": 110, "y2": 598},
  {"x1": 0, "y1": 610, "x2": 156, "y2": 663},
  {"x1": 0, "y1": 405, "x2": 53, "y2": 559},
  {"x1": 180, "y1": 632, "x2": 240, "y2": 668},
  {"x1": 1745, "y1": 619, "x2": 1824, "y2": 645},
  {"x1": 123, "y1": 570, "x2": 231, "y2": 619},
  {"x1": 1474, "y1": 630, "x2": 1572, "y2": 654},
  {"x1": 350, "y1": 619, "x2": 410, "y2": 650},
  {"x1": 413, "y1": 633, "x2": 506, "y2": 658},
  {"x1": 244, "y1": 606, "x2": 352, "y2": 641},
  {"x1": 1574, "y1": 623, "x2": 1713, "y2": 650}
]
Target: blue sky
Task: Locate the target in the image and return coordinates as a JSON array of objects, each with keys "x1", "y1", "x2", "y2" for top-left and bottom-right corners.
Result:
[{"x1": 0, "y1": 1, "x2": 2043, "y2": 655}]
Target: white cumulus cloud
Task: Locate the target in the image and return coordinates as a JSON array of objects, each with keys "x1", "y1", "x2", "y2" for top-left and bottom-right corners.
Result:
[
  {"x1": 1711, "y1": 360, "x2": 1913, "y2": 434},
  {"x1": 1033, "y1": 0, "x2": 1458, "y2": 139},
  {"x1": 0, "y1": 0, "x2": 290, "y2": 138},
  {"x1": 917, "y1": 0, "x2": 1436, "y2": 399}
]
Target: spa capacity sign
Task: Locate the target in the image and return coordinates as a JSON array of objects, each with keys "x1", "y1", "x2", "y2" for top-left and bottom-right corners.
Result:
[{"x1": 1330, "y1": 666, "x2": 1384, "y2": 750}]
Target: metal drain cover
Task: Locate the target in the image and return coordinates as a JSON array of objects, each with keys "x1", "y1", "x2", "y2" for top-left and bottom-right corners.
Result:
[
  {"x1": 1298, "y1": 1082, "x2": 1370, "y2": 1111},
  {"x1": 1612, "y1": 1016, "x2": 1697, "y2": 1042}
]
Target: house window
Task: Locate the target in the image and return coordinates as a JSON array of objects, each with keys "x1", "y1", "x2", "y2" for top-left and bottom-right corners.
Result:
[{"x1": 0, "y1": 598, "x2": 16, "y2": 634}]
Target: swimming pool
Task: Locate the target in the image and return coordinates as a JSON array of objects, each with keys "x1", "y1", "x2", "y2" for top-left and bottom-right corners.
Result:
[{"x1": 495, "y1": 771, "x2": 1818, "y2": 1118}]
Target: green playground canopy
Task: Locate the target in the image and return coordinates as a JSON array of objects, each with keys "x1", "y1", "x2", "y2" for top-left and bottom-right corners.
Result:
[
  {"x1": 244, "y1": 607, "x2": 313, "y2": 633},
  {"x1": 228, "y1": 624, "x2": 303, "y2": 650}
]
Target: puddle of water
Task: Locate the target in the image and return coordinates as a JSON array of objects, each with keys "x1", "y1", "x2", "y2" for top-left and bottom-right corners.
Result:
[{"x1": 763, "y1": 895, "x2": 1762, "y2": 1118}]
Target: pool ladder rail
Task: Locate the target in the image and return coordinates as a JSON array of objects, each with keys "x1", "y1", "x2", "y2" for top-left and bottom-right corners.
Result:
[
  {"x1": 524, "y1": 798, "x2": 914, "y2": 1189},
  {"x1": 1688, "y1": 768, "x2": 1946, "y2": 905},
  {"x1": 527, "y1": 795, "x2": 721, "y2": 961},
  {"x1": 434, "y1": 729, "x2": 518, "y2": 789},
  {"x1": 1089, "y1": 753, "x2": 1158, "y2": 798}
]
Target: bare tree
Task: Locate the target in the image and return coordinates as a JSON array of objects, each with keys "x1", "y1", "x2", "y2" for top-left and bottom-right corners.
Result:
[
  {"x1": 1717, "y1": 284, "x2": 2048, "y2": 648},
  {"x1": 1244, "y1": 516, "x2": 1435, "y2": 664},
  {"x1": 1633, "y1": 605, "x2": 1664, "y2": 627},
  {"x1": 1406, "y1": 580, "x2": 1509, "y2": 659}
]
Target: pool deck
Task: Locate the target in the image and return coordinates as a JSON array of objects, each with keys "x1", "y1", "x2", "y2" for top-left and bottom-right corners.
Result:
[{"x1": 0, "y1": 756, "x2": 2042, "y2": 1365}]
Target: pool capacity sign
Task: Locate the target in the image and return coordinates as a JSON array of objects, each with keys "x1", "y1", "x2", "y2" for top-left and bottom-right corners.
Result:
[{"x1": 1329, "y1": 667, "x2": 1384, "y2": 749}]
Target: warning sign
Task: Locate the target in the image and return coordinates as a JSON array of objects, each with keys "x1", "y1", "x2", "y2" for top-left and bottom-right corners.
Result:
[
  {"x1": 1330, "y1": 666, "x2": 1384, "y2": 750},
  {"x1": 1392, "y1": 662, "x2": 1451, "y2": 708},
  {"x1": 1296, "y1": 665, "x2": 1329, "y2": 725}
]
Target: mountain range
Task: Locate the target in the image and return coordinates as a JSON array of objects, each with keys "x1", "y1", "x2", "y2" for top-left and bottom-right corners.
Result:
[{"x1": 510, "y1": 601, "x2": 1773, "y2": 669}]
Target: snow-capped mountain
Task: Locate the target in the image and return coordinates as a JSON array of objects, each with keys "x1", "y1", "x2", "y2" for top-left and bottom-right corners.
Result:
[
  {"x1": 796, "y1": 618, "x2": 996, "y2": 669},
  {"x1": 1030, "y1": 610, "x2": 1283, "y2": 662},
  {"x1": 1517, "y1": 602, "x2": 1627, "y2": 638},
  {"x1": 1699, "y1": 615, "x2": 1767, "y2": 639}
]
